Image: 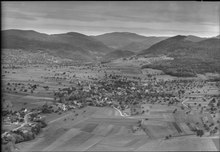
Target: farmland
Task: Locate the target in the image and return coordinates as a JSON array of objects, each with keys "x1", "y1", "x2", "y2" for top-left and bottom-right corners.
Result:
[{"x1": 2, "y1": 55, "x2": 220, "y2": 151}]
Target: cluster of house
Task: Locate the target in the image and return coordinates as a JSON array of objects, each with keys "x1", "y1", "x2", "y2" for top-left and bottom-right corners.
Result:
[
  {"x1": 2, "y1": 49, "x2": 69, "y2": 67},
  {"x1": 51, "y1": 74, "x2": 211, "y2": 116},
  {"x1": 2, "y1": 108, "x2": 47, "y2": 147},
  {"x1": 2, "y1": 99, "x2": 82, "y2": 146},
  {"x1": 40, "y1": 101, "x2": 83, "y2": 114}
]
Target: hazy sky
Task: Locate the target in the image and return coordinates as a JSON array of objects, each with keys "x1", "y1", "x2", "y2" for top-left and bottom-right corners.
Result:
[{"x1": 2, "y1": 1, "x2": 220, "y2": 37}]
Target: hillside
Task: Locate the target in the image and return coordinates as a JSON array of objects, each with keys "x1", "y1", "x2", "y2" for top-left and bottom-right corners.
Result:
[
  {"x1": 102, "y1": 49, "x2": 135, "y2": 61},
  {"x1": 92, "y1": 32, "x2": 167, "y2": 52},
  {"x1": 139, "y1": 35, "x2": 193, "y2": 56},
  {"x1": 50, "y1": 32, "x2": 112, "y2": 54},
  {"x1": 139, "y1": 35, "x2": 220, "y2": 76},
  {"x1": 2, "y1": 29, "x2": 113, "y2": 62},
  {"x1": 119, "y1": 37, "x2": 167, "y2": 52},
  {"x1": 184, "y1": 35, "x2": 206, "y2": 42},
  {"x1": 139, "y1": 35, "x2": 219, "y2": 57}
]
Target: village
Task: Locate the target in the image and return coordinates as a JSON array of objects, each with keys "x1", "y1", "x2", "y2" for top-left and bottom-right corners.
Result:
[{"x1": 2, "y1": 60, "x2": 220, "y2": 151}]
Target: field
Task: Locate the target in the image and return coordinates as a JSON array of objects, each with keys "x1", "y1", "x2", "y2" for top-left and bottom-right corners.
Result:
[{"x1": 15, "y1": 105, "x2": 219, "y2": 151}]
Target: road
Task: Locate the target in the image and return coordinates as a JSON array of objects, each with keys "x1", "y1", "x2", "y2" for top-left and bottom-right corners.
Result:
[
  {"x1": 113, "y1": 106, "x2": 133, "y2": 118},
  {"x1": 12, "y1": 112, "x2": 34, "y2": 131},
  {"x1": 182, "y1": 99, "x2": 189, "y2": 108}
]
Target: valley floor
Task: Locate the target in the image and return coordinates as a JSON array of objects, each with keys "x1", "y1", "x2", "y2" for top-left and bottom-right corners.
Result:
[{"x1": 2, "y1": 62, "x2": 220, "y2": 151}]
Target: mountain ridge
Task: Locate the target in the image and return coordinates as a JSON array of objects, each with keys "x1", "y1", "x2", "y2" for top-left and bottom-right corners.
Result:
[
  {"x1": 92, "y1": 32, "x2": 168, "y2": 52},
  {"x1": 2, "y1": 29, "x2": 114, "y2": 62}
]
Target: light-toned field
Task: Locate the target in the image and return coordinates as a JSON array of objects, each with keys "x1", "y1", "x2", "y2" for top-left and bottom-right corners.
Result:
[
  {"x1": 3, "y1": 93, "x2": 51, "y2": 111},
  {"x1": 15, "y1": 105, "x2": 219, "y2": 151},
  {"x1": 136, "y1": 136, "x2": 219, "y2": 151}
]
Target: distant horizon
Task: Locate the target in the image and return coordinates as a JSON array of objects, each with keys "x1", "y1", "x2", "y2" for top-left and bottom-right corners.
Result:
[
  {"x1": 2, "y1": 28, "x2": 218, "y2": 38},
  {"x1": 2, "y1": 1, "x2": 219, "y2": 38}
]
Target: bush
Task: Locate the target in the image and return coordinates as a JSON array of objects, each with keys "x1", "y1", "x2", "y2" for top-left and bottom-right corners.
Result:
[{"x1": 12, "y1": 133, "x2": 24, "y2": 143}]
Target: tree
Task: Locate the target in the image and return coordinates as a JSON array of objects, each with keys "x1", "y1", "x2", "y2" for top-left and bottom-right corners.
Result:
[
  {"x1": 173, "y1": 109, "x2": 177, "y2": 113},
  {"x1": 196, "y1": 129, "x2": 204, "y2": 137}
]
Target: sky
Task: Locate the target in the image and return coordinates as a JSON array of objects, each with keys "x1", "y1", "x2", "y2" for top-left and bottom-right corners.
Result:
[{"x1": 2, "y1": 1, "x2": 220, "y2": 37}]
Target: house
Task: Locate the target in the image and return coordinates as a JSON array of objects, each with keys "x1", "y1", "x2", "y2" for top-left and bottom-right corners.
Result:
[
  {"x1": 57, "y1": 103, "x2": 67, "y2": 111},
  {"x1": 83, "y1": 84, "x2": 91, "y2": 92}
]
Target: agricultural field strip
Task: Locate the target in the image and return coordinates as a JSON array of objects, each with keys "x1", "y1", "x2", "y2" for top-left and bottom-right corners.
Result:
[
  {"x1": 87, "y1": 117, "x2": 138, "y2": 125},
  {"x1": 42, "y1": 128, "x2": 81, "y2": 151},
  {"x1": 48, "y1": 113, "x2": 75, "y2": 124},
  {"x1": 43, "y1": 118, "x2": 137, "y2": 151},
  {"x1": 134, "y1": 135, "x2": 216, "y2": 151},
  {"x1": 22, "y1": 96, "x2": 54, "y2": 100},
  {"x1": 84, "y1": 134, "x2": 149, "y2": 150},
  {"x1": 134, "y1": 138, "x2": 162, "y2": 151},
  {"x1": 17, "y1": 136, "x2": 45, "y2": 152},
  {"x1": 3, "y1": 93, "x2": 24, "y2": 98},
  {"x1": 68, "y1": 135, "x2": 105, "y2": 151},
  {"x1": 3, "y1": 93, "x2": 53, "y2": 101}
]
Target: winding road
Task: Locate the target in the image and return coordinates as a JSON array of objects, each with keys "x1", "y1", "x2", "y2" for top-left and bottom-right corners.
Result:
[{"x1": 113, "y1": 106, "x2": 133, "y2": 118}]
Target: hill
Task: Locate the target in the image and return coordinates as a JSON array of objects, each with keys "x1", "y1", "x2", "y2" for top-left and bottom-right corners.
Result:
[
  {"x1": 92, "y1": 32, "x2": 167, "y2": 52},
  {"x1": 119, "y1": 37, "x2": 167, "y2": 52},
  {"x1": 139, "y1": 35, "x2": 220, "y2": 76},
  {"x1": 139, "y1": 35, "x2": 193, "y2": 56},
  {"x1": 139, "y1": 35, "x2": 219, "y2": 58},
  {"x1": 50, "y1": 32, "x2": 112, "y2": 54},
  {"x1": 184, "y1": 35, "x2": 206, "y2": 42},
  {"x1": 2, "y1": 29, "x2": 113, "y2": 62}
]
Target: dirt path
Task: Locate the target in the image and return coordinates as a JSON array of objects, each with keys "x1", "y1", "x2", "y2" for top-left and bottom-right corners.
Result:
[
  {"x1": 12, "y1": 112, "x2": 33, "y2": 131},
  {"x1": 113, "y1": 106, "x2": 133, "y2": 118}
]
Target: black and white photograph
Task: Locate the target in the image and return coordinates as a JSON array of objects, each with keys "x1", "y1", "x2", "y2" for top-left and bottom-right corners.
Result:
[{"x1": 1, "y1": 1, "x2": 220, "y2": 152}]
